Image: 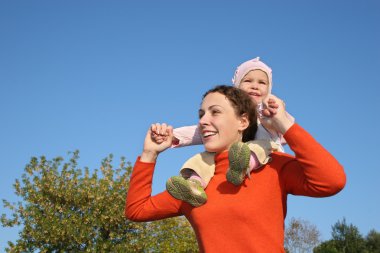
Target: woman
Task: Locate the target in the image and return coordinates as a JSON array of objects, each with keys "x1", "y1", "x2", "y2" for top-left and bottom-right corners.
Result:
[{"x1": 125, "y1": 85, "x2": 346, "y2": 252}]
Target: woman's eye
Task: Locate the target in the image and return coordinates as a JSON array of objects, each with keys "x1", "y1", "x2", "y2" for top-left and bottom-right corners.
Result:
[{"x1": 212, "y1": 110, "x2": 220, "y2": 115}]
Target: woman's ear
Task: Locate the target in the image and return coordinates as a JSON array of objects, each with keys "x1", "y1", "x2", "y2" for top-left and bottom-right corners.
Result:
[{"x1": 238, "y1": 113, "x2": 249, "y2": 131}]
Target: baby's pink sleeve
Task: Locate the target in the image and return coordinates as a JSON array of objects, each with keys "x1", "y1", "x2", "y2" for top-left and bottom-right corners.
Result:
[{"x1": 172, "y1": 125, "x2": 203, "y2": 148}]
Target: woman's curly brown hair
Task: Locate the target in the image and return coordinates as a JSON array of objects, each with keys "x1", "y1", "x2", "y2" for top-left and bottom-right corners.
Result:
[{"x1": 202, "y1": 85, "x2": 257, "y2": 142}]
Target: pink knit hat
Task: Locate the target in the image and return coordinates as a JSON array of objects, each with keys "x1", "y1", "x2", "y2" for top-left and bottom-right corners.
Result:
[{"x1": 232, "y1": 57, "x2": 273, "y2": 94}]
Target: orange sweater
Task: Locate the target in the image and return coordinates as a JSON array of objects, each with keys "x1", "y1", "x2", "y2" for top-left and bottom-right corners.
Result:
[{"x1": 125, "y1": 124, "x2": 346, "y2": 252}]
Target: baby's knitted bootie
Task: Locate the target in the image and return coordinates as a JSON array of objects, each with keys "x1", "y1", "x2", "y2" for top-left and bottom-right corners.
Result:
[
  {"x1": 226, "y1": 142, "x2": 251, "y2": 186},
  {"x1": 166, "y1": 176, "x2": 207, "y2": 207}
]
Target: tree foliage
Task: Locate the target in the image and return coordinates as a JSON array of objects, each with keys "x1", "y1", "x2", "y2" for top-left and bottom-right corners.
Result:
[
  {"x1": 285, "y1": 217, "x2": 321, "y2": 253},
  {"x1": 285, "y1": 217, "x2": 380, "y2": 253},
  {"x1": 314, "y1": 218, "x2": 367, "y2": 253},
  {"x1": 1, "y1": 151, "x2": 197, "y2": 252},
  {"x1": 365, "y1": 229, "x2": 380, "y2": 252},
  {"x1": 331, "y1": 218, "x2": 366, "y2": 252}
]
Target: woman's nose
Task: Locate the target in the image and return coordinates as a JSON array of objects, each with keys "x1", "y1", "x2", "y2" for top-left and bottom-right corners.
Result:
[{"x1": 199, "y1": 114, "x2": 210, "y2": 126}]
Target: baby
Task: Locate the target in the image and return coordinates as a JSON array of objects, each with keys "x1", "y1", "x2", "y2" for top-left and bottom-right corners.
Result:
[{"x1": 153, "y1": 57, "x2": 294, "y2": 207}]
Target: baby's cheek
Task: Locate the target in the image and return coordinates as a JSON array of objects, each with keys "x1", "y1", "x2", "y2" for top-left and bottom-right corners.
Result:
[
  {"x1": 262, "y1": 87, "x2": 270, "y2": 95},
  {"x1": 239, "y1": 86, "x2": 249, "y2": 93}
]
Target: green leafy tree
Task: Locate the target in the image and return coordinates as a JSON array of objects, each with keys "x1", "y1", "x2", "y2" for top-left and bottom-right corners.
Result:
[
  {"x1": 284, "y1": 217, "x2": 321, "y2": 253},
  {"x1": 365, "y1": 229, "x2": 380, "y2": 253},
  {"x1": 313, "y1": 242, "x2": 340, "y2": 253},
  {"x1": 1, "y1": 151, "x2": 197, "y2": 252},
  {"x1": 331, "y1": 218, "x2": 366, "y2": 253},
  {"x1": 314, "y1": 218, "x2": 366, "y2": 253},
  {"x1": 143, "y1": 217, "x2": 198, "y2": 252}
]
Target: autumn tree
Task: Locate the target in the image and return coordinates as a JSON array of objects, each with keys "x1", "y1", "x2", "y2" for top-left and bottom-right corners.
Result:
[
  {"x1": 284, "y1": 217, "x2": 321, "y2": 253},
  {"x1": 1, "y1": 151, "x2": 197, "y2": 252}
]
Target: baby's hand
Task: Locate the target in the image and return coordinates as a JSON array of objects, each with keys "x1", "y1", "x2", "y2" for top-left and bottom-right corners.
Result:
[
  {"x1": 261, "y1": 97, "x2": 281, "y2": 117},
  {"x1": 151, "y1": 123, "x2": 170, "y2": 144},
  {"x1": 141, "y1": 123, "x2": 173, "y2": 162},
  {"x1": 151, "y1": 132, "x2": 166, "y2": 144}
]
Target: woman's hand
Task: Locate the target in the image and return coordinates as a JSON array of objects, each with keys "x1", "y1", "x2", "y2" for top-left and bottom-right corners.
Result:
[
  {"x1": 140, "y1": 123, "x2": 174, "y2": 162},
  {"x1": 260, "y1": 95, "x2": 294, "y2": 134}
]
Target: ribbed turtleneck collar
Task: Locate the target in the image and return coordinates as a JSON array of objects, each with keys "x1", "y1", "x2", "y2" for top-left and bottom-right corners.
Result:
[{"x1": 214, "y1": 150, "x2": 229, "y2": 174}]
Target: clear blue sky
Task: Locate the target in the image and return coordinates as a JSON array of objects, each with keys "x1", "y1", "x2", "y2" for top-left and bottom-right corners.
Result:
[{"x1": 1, "y1": 0, "x2": 379, "y2": 249}]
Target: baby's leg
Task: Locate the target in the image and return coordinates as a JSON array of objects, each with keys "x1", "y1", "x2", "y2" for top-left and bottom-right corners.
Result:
[
  {"x1": 166, "y1": 152, "x2": 215, "y2": 207},
  {"x1": 166, "y1": 175, "x2": 206, "y2": 207},
  {"x1": 182, "y1": 168, "x2": 207, "y2": 188},
  {"x1": 226, "y1": 142, "x2": 251, "y2": 185},
  {"x1": 180, "y1": 152, "x2": 216, "y2": 186},
  {"x1": 227, "y1": 140, "x2": 279, "y2": 185},
  {"x1": 246, "y1": 140, "x2": 280, "y2": 173}
]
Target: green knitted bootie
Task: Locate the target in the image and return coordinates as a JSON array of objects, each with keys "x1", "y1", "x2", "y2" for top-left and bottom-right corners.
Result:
[
  {"x1": 166, "y1": 176, "x2": 207, "y2": 207},
  {"x1": 227, "y1": 142, "x2": 251, "y2": 186}
]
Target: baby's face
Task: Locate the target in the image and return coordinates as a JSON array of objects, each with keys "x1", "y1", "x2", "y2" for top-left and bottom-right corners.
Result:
[{"x1": 238, "y1": 70, "x2": 269, "y2": 104}]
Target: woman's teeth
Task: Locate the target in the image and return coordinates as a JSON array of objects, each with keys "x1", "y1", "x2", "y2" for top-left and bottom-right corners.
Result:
[{"x1": 203, "y1": 132, "x2": 217, "y2": 138}]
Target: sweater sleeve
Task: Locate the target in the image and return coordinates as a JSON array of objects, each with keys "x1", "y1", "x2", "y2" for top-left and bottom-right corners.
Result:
[
  {"x1": 125, "y1": 157, "x2": 183, "y2": 221},
  {"x1": 279, "y1": 111, "x2": 296, "y2": 145},
  {"x1": 172, "y1": 125, "x2": 203, "y2": 147},
  {"x1": 280, "y1": 124, "x2": 346, "y2": 197}
]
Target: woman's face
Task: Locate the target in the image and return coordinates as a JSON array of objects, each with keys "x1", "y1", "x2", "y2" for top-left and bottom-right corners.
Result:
[
  {"x1": 238, "y1": 69, "x2": 269, "y2": 104},
  {"x1": 198, "y1": 92, "x2": 247, "y2": 153}
]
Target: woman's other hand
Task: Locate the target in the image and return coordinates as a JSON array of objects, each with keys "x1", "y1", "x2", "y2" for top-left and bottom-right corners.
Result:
[{"x1": 261, "y1": 95, "x2": 294, "y2": 134}]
